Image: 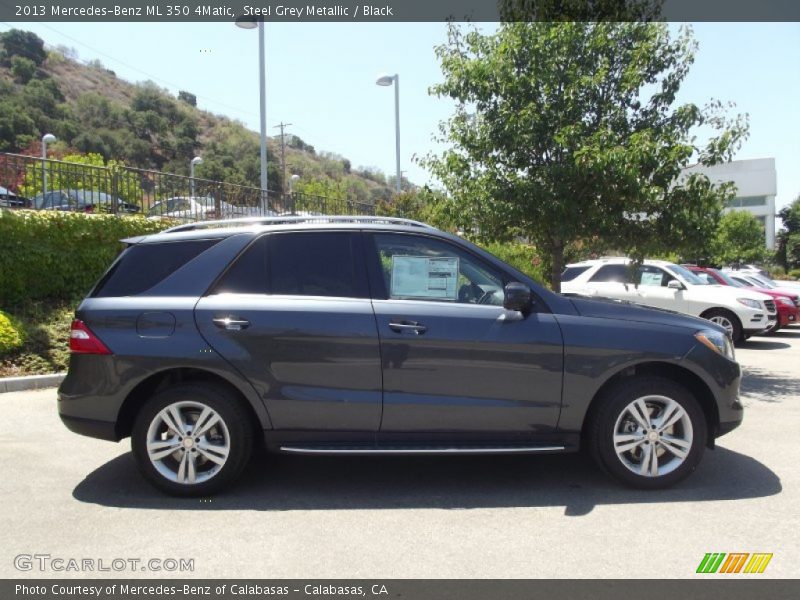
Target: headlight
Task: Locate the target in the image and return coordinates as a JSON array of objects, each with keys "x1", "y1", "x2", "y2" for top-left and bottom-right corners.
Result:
[
  {"x1": 695, "y1": 329, "x2": 735, "y2": 360},
  {"x1": 775, "y1": 296, "x2": 794, "y2": 307},
  {"x1": 737, "y1": 297, "x2": 761, "y2": 309}
]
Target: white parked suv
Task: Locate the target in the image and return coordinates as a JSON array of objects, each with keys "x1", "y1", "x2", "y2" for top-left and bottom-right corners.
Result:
[{"x1": 561, "y1": 258, "x2": 776, "y2": 344}]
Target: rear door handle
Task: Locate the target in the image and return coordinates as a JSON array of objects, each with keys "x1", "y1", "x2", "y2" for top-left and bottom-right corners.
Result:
[
  {"x1": 213, "y1": 317, "x2": 250, "y2": 331},
  {"x1": 389, "y1": 320, "x2": 427, "y2": 335}
]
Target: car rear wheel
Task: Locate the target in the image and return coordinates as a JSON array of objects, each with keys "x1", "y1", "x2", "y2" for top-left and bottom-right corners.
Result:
[
  {"x1": 132, "y1": 384, "x2": 253, "y2": 496},
  {"x1": 703, "y1": 309, "x2": 743, "y2": 345},
  {"x1": 588, "y1": 377, "x2": 707, "y2": 489}
]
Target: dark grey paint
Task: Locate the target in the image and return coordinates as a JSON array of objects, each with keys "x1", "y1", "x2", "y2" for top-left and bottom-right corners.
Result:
[{"x1": 58, "y1": 223, "x2": 743, "y2": 450}]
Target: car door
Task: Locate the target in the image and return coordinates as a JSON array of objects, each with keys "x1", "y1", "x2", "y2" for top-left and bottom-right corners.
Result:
[
  {"x1": 195, "y1": 231, "x2": 383, "y2": 432},
  {"x1": 365, "y1": 231, "x2": 564, "y2": 436},
  {"x1": 633, "y1": 265, "x2": 688, "y2": 312}
]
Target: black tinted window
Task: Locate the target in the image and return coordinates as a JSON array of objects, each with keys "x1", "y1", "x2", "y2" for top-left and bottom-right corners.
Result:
[
  {"x1": 589, "y1": 264, "x2": 630, "y2": 283},
  {"x1": 561, "y1": 266, "x2": 590, "y2": 282},
  {"x1": 93, "y1": 240, "x2": 218, "y2": 297},
  {"x1": 213, "y1": 237, "x2": 267, "y2": 294},
  {"x1": 269, "y1": 232, "x2": 362, "y2": 298}
]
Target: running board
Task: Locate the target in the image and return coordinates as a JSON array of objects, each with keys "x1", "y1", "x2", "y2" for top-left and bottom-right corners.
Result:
[{"x1": 279, "y1": 445, "x2": 566, "y2": 455}]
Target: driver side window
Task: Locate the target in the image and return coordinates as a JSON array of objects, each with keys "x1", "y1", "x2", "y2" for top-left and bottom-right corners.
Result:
[
  {"x1": 372, "y1": 233, "x2": 506, "y2": 305},
  {"x1": 638, "y1": 266, "x2": 674, "y2": 287}
]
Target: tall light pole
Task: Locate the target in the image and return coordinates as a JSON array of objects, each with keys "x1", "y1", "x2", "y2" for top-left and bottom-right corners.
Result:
[
  {"x1": 190, "y1": 156, "x2": 203, "y2": 197},
  {"x1": 376, "y1": 73, "x2": 401, "y2": 194},
  {"x1": 41, "y1": 133, "x2": 56, "y2": 198},
  {"x1": 236, "y1": 16, "x2": 269, "y2": 213}
]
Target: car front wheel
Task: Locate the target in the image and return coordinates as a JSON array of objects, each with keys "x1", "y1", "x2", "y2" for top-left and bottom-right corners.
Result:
[
  {"x1": 131, "y1": 384, "x2": 253, "y2": 496},
  {"x1": 588, "y1": 377, "x2": 707, "y2": 489},
  {"x1": 703, "y1": 308, "x2": 743, "y2": 345}
]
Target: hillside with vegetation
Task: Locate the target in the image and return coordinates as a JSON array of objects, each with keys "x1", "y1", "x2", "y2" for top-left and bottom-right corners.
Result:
[{"x1": 0, "y1": 28, "x2": 399, "y2": 205}]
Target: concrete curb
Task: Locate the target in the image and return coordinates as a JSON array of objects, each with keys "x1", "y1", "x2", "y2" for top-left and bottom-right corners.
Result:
[{"x1": 0, "y1": 373, "x2": 65, "y2": 393}]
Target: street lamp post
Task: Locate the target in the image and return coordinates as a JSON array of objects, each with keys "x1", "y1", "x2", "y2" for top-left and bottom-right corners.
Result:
[
  {"x1": 286, "y1": 173, "x2": 300, "y2": 214},
  {"x1": 236, "y1": 16, "x2": 269, "y2": 213},
  {"x1": 376, "y1": 73, "x2": 401, "y2": 194},
  {"x1": 41, "y1": 133, "x2": 56, "y2": 198},
  {"x1": 190, "y1": 156, "x2": 203, "y2": 197},
  {"x1": 288, "y1": 173, "x2": 300, "y2": 195}
]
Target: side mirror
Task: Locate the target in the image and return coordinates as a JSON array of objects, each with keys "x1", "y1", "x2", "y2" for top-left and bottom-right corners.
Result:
[
  {"x1": 667, "y1": 279, "x2": 684, "y2": 290},
  {"x1": 503, "y1": 282, "x2": 532, "y2": 312}
]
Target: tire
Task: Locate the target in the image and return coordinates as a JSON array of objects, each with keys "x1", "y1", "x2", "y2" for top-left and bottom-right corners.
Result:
[
  {"x1": 588, "y1": 376, "x2": 707, "y2": 490},
  {"x1": 702, "y1": 308, "x2": 743, "y2": 345},
  {"x1": 131, "y1": 383, "x2": 254, "y2": 496}
]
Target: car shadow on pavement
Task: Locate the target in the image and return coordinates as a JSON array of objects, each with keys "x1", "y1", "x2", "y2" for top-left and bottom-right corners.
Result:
[
  {"x1": 740, "y1": 367, "x2": 800, "y2": 402},
  {"x1": 738, "y1": 339, "x2": 791, "y2": 350},
  {"x1": 73, "y1": 446, "x2": 780, "y2": 517},
  {"x1": 771, "y1": 328, "x2": 800, "y2": 338}
]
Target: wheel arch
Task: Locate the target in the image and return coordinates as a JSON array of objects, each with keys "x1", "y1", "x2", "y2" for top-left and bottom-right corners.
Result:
[
  {"x1": 115, "y1": 367, "x2": 266, "y2": 440},
  {"x1": 699, "y1": 307, "x2": 742, "y2": 338},
  {"x1": 580, "y1": 361, "x2": 720, "y2": 449}
]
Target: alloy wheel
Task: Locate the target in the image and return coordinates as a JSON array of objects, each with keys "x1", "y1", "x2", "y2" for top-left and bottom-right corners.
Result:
[
  {"x1": 145, "y1": 401, "x2": 231, "y2": 485},
  {"x1": 709, "y1": 315, "x2": 734, "y2": 337},
  {"x1": 612, "y1": 395, "x2": 694, "y2": 478}
]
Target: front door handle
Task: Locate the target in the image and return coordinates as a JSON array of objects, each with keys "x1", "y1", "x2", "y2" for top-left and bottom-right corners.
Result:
[
  {"x1": 213, "y1": 317, "x2": 250, "y2": 331},
  {"x1": 389, "y1": 320, "x2": 427, "y2": 335}
]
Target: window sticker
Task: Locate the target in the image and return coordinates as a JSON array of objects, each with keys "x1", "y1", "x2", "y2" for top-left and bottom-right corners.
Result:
[
  {"x1": 640, "y1": 271, "x2": 663, "y2": 287},
  {"x1": 390, "y1": 256, "x2": 459, "y2": 300}
]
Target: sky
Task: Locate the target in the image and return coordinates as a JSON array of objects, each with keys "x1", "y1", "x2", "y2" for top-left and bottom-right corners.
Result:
[{"x1": 7, "y1": 21, "x2": 800, "y2": 217}]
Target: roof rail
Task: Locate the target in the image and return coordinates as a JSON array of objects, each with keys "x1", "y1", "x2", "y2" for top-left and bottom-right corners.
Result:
[{"x1": 162, "y1": 215, "x2": 436, "y2": 234}]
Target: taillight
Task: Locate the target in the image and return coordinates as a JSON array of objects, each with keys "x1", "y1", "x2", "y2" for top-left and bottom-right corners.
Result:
[{"x1": 69, "y1": 319, "x2": 112, "y2": 355}]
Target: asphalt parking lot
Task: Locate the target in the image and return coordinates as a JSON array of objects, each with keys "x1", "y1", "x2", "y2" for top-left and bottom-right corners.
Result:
[{"x1": 2, "y1": 328, "x2": 799, "y2": 579}]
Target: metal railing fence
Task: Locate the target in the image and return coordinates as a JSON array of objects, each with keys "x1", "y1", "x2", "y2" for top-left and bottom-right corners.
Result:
[{"x1": 0, "y1": 152, "x2": 375, "y2": 221}]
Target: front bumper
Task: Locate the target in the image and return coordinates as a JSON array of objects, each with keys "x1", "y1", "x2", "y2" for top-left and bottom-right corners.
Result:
[{"x1": 778, "y1": 306, "x2": 799, "y2": 327}]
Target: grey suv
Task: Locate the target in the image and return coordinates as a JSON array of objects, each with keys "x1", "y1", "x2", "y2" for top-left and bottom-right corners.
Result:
[{"x1": 58, "y1": 216, "x2": 743, "y2": 496}]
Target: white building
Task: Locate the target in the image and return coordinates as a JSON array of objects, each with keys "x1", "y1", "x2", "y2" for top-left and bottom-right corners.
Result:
[{"x1": 683, "y1": 158, "x2": 777, "y2": 249}]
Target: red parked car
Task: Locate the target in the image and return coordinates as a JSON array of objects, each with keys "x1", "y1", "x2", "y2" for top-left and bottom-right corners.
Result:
[{"x1": 684, "y1": 265, "x2": 800, "y2": 333}]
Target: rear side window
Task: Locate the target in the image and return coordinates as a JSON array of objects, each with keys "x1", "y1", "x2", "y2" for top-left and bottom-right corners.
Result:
[
  {"x1": 588, "y1": 264, "x2": 630, "y2": 283},
  {"x1": 93, "y1": 240, "x2": 218, "y2": 297},
  {"x1": 269, "y1": 232, "x2": 364, "y2": 298},
  {"x1": 213, "y1": 237, "x2": 267, "y2": 294},
  {"x1": 561, "y1": 266, "x2": 591, "y2": 282}
]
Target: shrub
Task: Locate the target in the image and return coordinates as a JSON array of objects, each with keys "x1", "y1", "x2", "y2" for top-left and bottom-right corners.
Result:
[
  {"x1": 769, "y1": 265, "x2": 786, "y2": 278},
  {"x1": 788, "y1": 269, "x2": 800, "y2": 281},
  {"x1": 0, "y1": 311, "x2": 24, "y2": 355},
  {"x1": 0, "y1": 210, "x2": 171, "y2": 308},
  {"x1": 10, "y1": 56, "x2": 36, "y2": 83},
  {"x1": 478, "y1": 241, "x2": 549, "y2": 287}
]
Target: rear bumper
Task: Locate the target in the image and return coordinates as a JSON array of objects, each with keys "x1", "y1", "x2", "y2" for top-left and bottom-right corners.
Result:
[{"x1": 60, "y1": 413, "x2": 118, "y2": 441}]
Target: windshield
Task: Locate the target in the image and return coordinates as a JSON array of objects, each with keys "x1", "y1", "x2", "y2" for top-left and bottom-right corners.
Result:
[
  {"x1": 665, "y1": 263, "x2": 707, "y2": 285},
  {"x1": 710, "y1": 269, "x2": 744, "y2": 287},
  {"x1": 747, "y1": 275, "x2": 774, "y2": 288}
]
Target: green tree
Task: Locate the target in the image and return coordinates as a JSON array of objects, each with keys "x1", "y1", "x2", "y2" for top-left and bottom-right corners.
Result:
[
  {"x1": 777, "y1": 196, "x2": 800, "y2": 271},
  {"x1": 178, "y1": 90, "x2": 197, "y2": 107},
  {"x1": 10, "y1": 56, "x2": 36, "y2": 83},
  {"x1": 712, "y1": 211, "x2": 767, "y2": 266},
  {"x1": 0, "y1": 29, "x2": 47, "y2": 66},
  {"x1": 422, "y1": 21, "x2": 748, "y2": 291}
]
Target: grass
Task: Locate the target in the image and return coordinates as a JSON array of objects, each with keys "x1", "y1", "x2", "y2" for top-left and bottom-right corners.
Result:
[{"x1": 0, "y1": 299, "x2": 77, "y2": 377}]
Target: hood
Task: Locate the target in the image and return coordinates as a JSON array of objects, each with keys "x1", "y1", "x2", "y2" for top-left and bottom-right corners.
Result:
[
  {"x1": 685, "y1": 283, "x2": 772, "y2": 303},
  {"x1": 567, "y1": 295, "x2": 726, "y2": 335}
]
